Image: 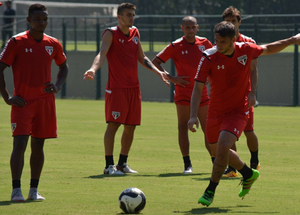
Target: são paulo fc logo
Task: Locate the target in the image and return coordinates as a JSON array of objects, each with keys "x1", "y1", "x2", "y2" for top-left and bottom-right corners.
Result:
[
  {"x1": 45, "y1": 46, "x2": 53, "y2": 55},
  {"x1": 11, "y1": 123, "x2": 16, "y2": 133},
  {"x1": 132, "y1": 36, "x2": 139, "y2": 45},
  {"x1": 198, "y1": 45, "x2": 205, "y2": 52},
  {"x1": 237, "y1": 54, "x2": 247, "y2": 65},
  {"x1": 112, "y1": 111, "x2": 120, "y2": 120}
]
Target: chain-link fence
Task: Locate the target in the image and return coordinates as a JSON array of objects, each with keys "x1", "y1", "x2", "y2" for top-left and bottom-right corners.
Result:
[{"x1": 1, "y1": 14, "x2": 300, "y2": 106}]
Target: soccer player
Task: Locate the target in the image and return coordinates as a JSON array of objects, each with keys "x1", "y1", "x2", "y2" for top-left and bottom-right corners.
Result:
[
  {"x1": 0, "y1": 4, "x2": 68, "y2": 201},
  {"x1": 188, "y1": 21, "x2": 300, "y2": 206},
  {"x1": 83, "y1": 3, "x2": 169, "y2": 175},
  {"x1": 152, "y1": 16, "x2": 216, "y2": 174},
  {"x1": 221, "y1": 6, "x2": 260, "y2": 178}
]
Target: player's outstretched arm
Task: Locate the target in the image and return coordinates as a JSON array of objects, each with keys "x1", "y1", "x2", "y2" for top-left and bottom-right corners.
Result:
[
  {"x1": 188, "y1": 81, "x2": 204, "y2": 132},
  {"x1": 83, "y1": 31, "x2": 112, "y2": 80},
  {"x1": 138, "y1": 43, "x2": 170, "y2": 86},
  {"x1": 261, "y1": 33, "x2": 300, "y2": 55}
]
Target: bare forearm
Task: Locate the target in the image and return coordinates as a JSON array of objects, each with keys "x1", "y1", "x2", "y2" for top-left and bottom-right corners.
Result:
[
  {"x1": 190, "y1": 83, "x2": 203, "y2": 118},
  {"x1": 90, "y1": 53, "x2": 105, "y2": 72},
  {"x1": 261, "y1": 36, "x2": 296, "y2": 55},
  {"x1": 55, "y1": 63, "x2": 69, "y2": 91},
  {"x1": 0, "y1": 74, "x2": 10, "y2": 102},
  {"x1": 143, "y1": 56, "x2": 158, "y2": 72}
]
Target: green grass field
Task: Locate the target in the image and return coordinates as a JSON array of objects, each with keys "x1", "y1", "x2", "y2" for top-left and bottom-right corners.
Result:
[{"x1": 0, "y1": 100, "x2": 299, "y2": 214}]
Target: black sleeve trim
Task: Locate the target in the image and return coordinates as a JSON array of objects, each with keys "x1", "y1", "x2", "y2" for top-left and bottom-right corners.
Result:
[{"x1": 156, "y1": 56, "x2": 165, "y2": 63}]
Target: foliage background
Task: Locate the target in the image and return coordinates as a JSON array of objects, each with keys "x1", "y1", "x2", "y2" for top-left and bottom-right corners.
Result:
[{"x1": 34, "y1": 0, "x2": 300, "y2": 15}]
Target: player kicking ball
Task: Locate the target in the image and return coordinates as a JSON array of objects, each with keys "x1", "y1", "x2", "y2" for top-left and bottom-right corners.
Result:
[{"x1": 188, "y1": 21, "x2": 300, "y2": 206}]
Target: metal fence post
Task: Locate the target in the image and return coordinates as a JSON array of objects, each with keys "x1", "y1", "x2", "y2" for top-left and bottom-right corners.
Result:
[
  {"x1": 293, "y1": 23, "x2": 299, "y2": 106},
  {"x1": 74, "y1": 17, "x2": 77, "y2": 51},
  {"x1": 95, "y1": 22, "x2": 101, "y2": 100},
  {"x1": 148, "y1": 16, "x2": 154, "y2": 52},
  {"x1": 61, "y1": 22, "x2": 67, "y2": 99}
]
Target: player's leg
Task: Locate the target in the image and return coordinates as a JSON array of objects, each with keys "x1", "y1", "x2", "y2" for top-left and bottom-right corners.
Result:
[
  {"x1": 199, "y1": 130, "x2": 236, "y2": 206},
  {"x1": 10, "y1": 135, "x2": 29, "y2": 201},
  {"x1": 244, "y1": 108, "x2": 260, "y2": 169},
  {"x1": 222, "y1": 142, "x2": 238, "y2": 178},
  {"x1": 27, "y1": 137, "x2": 46, "y2": 200},
  {"x1": 116, "y1": 125, "x2": 138, "y2": 174},
  {"x1": 198, "y1": 104, "x2": 216, "y2": 163},
  {"x1": 104, "y1": 122, "x2": 121, "y2": 156},
  {"x1": 104, "y1": 88, "x2": 127, "y2": 175},
  {"x1": 116, "y1": 87, "x2": 140, "y2": 174},
  {"x1": 244, "y1": 131, "x2": 259, "y2": 169},
  {"x1": 176, "y1": 104, "x2": 192, "y2": 173},
  {"x1": 103, "y1": 122, "x2": 124, "y2": 175},
  {"x1": 120, "y1": 124, "x2": 136, "y2": 155}
]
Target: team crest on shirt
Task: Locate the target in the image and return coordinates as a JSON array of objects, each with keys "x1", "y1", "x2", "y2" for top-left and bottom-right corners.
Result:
[
  {"x1": 198, "y1": 45, "x2": 205, "y2": 52},
  {"x1": 112, "y1": 111, "x2": 120, "y2": 120},
  {"x1": 45, "y1": 46, "x2": 53, "y2": 55},
  {"x1": 11, "y1": 123, "x2": 16, "y2": 133},
  {"x1": 237, "y1": 54, "x2": 247, "y2": 65},
  {"x1": 132, "y1": 37, "x2": 139, "y2": 45}
]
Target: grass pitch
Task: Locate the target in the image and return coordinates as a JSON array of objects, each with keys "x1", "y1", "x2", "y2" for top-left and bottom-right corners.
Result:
[{"x1": 0, "y1": 99, "x2": 299, "y2": 214}]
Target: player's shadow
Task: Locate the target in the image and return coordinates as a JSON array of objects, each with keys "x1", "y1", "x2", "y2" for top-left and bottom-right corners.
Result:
[
  {"x1": 158, "y1": 172, "x2": 210, "y2": 177},
  {"x1": 193, "y1": 176, "x2": 241, "y2": 181},
  {"x1": 86, "y1": 172, "x2": 211, "y2": 179},
  {"x1": 0, "y1": 200, "x2": 41, "y2": 206},
  {"x1": 86, "y1": 174, "x2": 127, "y2": 179},
  {"x1": 178, "y1": 205, "x2": 254, "y2": 214}
]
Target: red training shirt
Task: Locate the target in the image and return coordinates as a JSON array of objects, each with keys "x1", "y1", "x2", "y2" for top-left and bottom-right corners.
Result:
[
  {"x1": 104, "y1": 26, "x2": 140, "y2": 89},
  {"x1": 0, "y1": 31, "x2": 67, "y2": 101},
  {"x1": 156, "y1": 36, "x2": 212, "y2": 91},
  {"x1": 195, "y1": 42, "x2": 263, "y2": 117}
]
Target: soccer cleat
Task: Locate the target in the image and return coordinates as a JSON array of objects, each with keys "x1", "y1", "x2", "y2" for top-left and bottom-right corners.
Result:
[
  {"x1": 103, "y1": 165, "x2": 125, "y2": 175},
  {"x1": 11, "y1": 188, "x2": 25, "y2": 202},
  {"x1": 239, "y1": 169, "x2": 260, "y2": 198},
  {"x1": 183, "y1": 166, "x2": 193, "y2": 174},
  {"x1": 116, "y1": 163, "x2": 138, "y2": 174},
  {"x1": 198, "y1": 190, "x2": 214, "y2": 207},
  {"x1": 222, "y1": 168, "x2": 238, "y2": 178},
  {"x1": 27, "y1": 188, "x2": 45, "y2": 200}
]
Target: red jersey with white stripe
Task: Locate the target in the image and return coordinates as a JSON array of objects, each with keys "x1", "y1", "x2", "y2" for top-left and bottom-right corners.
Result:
[
  {"x1": 195, "y1": 42, "x2": 263, "y2": 117},
  {"x1": 0, "y1": 30, "x2": 66, "y2": 101},
  {"x1": 104, "y1": 26, "x2": 140, "y2": 89},
  {"x1": 156, "y1": 36, "x2": 212, "y2": 91}
]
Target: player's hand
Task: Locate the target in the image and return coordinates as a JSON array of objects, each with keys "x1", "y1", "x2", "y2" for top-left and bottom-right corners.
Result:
[
  {"x1": 83, "y1": 70, "x2": 95, "y2": 80},
  {"x1": 168, "y1": 75, "x2": 190, "y2": 87},
  {"x1": 247, "y1": 91, "x2": 256, "y2": 108},
  {"x1": 160, "y1": 72, "x2": 171, "y2": 87},
  {"x1": 188, "y1": 116, "x2": 199, "y2": 132},
  {"x1": 44, "y1": 82, "x2": 59, "y2": 93},
  {"x1": 6, "y1": 96, "x2": 26, "y2": 107}
]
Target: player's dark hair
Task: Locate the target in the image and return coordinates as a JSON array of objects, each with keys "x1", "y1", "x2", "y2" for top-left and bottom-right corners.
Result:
[
  {"x1": 214, "y1": 21, "x2": 236, "y2": 39},
  {"x1": 222, "y1": 6, "x2": 241, "y2": 22},
  {"x1": 28, "y1": 4, "x2": 47, "y2": 17},
  {"x1": 117, "y1": 3, "x2": 136, "y2": 15}
]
